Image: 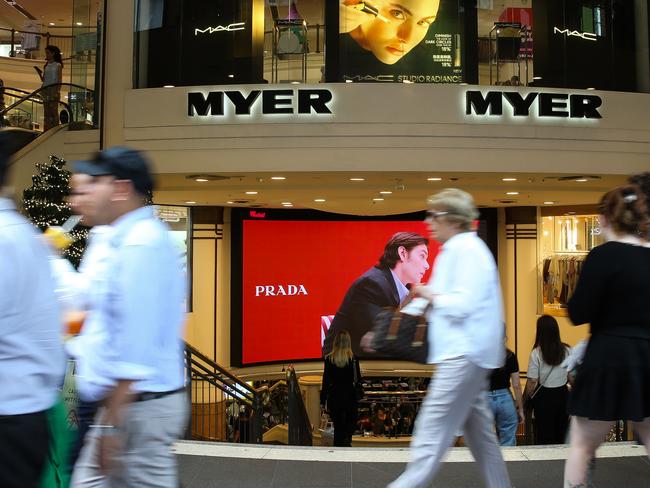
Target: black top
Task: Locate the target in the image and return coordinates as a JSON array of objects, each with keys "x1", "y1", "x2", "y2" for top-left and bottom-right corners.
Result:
[
  {"x1": 322, "y1": 266, "x2": 399, "y2": 357},
  {"x1": 320, "y1": 357, "x2": 361, "y2": 410},
  {"x1": 568, "y1": 241, "x2": 650, "y2": 339},
  {"x1": 489, "y1": 349, "x2": 519, "y2": 391}
]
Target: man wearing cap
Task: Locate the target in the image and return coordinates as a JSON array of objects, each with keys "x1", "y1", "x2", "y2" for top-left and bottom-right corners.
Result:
[
  {"x1": 69, "y1": 147, "x2": 187, "y2": 488},
  {"x1": 0, "y1": 131, "x2": 65, "y2": 487}
]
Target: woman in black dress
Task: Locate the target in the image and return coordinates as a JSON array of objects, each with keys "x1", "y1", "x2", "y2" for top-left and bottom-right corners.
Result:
[
  {"x1": 564, "y1": 184, "x2": 650, "y2": 486},
  {"x1": 320, "y1": 330, "x2": 362, "y2": 447}
]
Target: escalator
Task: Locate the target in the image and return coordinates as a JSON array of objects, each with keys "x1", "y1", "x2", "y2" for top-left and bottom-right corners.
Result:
[{"x1": 0, "y1": 83, "x2": 96, "y2": 155}]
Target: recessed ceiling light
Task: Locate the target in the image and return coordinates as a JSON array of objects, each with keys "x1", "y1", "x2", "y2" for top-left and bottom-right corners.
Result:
[
  {"x1": 245, "y1": 191, "x2": 258, "y2": 195},
  {"x1": 373, "y1": 198, "x2": 385, "y2": 201},
  {"x1": 345, "y1": 79, "x2": 353, "y2": 83},
  {"x1": 506, "y1": 191, "x2": 519, "y2": 195},
  {"x1": 281, "y1": 202, "x2": 292, "y2": 205},
  {"x1": 427, "y1": 177, "x2": 442, "y2": 181},
  {"x1": 75, "y1": 22, "x2": 83, "y2": 26},
  {"x1": 195, "y1": 178, "x2": 209, "y2": 182},
  {"x1": 227, "y1": 201, "x2": 234, "y2": 204},
  {"x1": 49, "y1": 22, "x2": 55, "y2": 26},
  {"x1": 314, "y1": 198, "x2": 326, "y2": 202},
  {"x1": 228, "y1": 74, "x2": 234, "y2": 78},
  {"x1": 185, "y1": 201, "x2": 196, "y2": 204},
  {"x1": 163, "y1": 85, "x2": 175, "y2": 88},
  {"x1": 350, "y1": 177, "x2": 365, "y2": 181},
  {"x1": 379, "y1": 191, "x2": 392, "y2": 195},
  {"x1": 575, "y1": 178, "x2": 588, "y2": 182},
  {"x1": 271, "y1": 176, "x2": 286, "y2": 180},
  {"x1": 282, "y1": 204, "x2": 293, "y2": 207},
  {"x1": 502, "y1": 177, "x2": 517, "y2": 182},
  {"x1": 544, "y1": 201, "x2": 555, "y2": 205}
]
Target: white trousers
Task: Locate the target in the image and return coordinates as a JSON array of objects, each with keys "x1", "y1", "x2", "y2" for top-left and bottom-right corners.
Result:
[
  {"x1": 71, "y1": 391, "x2": 188, "y2": 488},
  {"x1": 388, "y1": 356, "x2": 511, "y2": 488}
]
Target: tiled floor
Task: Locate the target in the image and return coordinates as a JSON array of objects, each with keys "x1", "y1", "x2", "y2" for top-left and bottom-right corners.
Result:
[{"x1": 176, "y1": 443, "x2": 650, "y2": 488}]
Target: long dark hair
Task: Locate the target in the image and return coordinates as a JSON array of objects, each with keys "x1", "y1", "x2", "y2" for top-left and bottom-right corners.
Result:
[
  {"x1": 45, "y1": 45, "x2": 63, "y2": 67},
  {"x1": 533, "y1": 315, "x2": 568, "y2": 366}
]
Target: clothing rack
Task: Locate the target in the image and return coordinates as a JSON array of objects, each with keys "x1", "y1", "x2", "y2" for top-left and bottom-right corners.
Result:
[{"x1": 542, "y1": 254, "x2": 587, "y2": 307}]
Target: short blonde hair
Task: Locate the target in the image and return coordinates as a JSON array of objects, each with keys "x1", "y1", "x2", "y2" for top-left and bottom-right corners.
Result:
[{"x1": 427, "y1": 188, "x2": 479, "y2": 231}]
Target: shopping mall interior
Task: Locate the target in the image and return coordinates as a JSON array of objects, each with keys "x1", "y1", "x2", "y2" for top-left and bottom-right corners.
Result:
[{"x1": 1, "y1": 1, "x2": 649, "y2": 486}]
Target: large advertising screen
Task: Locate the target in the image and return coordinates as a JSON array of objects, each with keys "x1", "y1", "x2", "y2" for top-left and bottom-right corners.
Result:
[
  {"x1": 337, "y1": 0, "x2": 465, "y2": 83},
  {"x1": 233, "y1": 211, "x2": 441, "y2": 365}
]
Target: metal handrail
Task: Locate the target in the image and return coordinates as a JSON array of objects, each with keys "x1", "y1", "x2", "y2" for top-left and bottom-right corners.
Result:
[
  {"x1": 287, "y1": 366, "x2": 313, "y2": 446},
  {"x1": 0, "y1": 83, "x2": 89, "y2": 117}
]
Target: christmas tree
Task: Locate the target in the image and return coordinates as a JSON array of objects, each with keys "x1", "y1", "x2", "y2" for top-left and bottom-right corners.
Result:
[{"x1": 23, "y1": 155, "x2": 88, "y2": 267}]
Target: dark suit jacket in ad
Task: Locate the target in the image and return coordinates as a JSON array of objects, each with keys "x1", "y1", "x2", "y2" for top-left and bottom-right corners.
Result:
[{"x1": 322, "y1": 266, "x2": 400, "y2": 358}]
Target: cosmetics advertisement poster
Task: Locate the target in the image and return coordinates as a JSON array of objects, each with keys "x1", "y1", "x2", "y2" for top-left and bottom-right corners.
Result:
[
  {"x1": 240, "y1": 219, "x2": 440, "y2": 365},
  {"x1": 338, "y1": 0, "x2": 465, "y2": 83}
]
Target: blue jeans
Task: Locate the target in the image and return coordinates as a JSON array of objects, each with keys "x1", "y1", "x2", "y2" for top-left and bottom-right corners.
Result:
[{"x1": 487, "y1": 389, "x2": 518, "y2": 446}]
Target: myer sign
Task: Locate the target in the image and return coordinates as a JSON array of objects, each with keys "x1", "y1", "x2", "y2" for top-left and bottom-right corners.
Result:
[
  {"x1": 465, "y1": 91, "x2": 603, "y2": 119},
  {"x1": 188, "y1": 89, "x2": 334, "y2": 117}
]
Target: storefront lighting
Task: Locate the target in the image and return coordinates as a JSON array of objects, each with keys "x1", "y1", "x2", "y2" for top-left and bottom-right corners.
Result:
[
  {"x1": 245, "y1": 191, "x2": 258, "y2": 195},
  {"x1": 314, "y1": 199, "x2": 326, "y2": 202},
  {"x1": 163, "y1": 85, "x2": 175, "y2": 88},
  {"x1": 271, "y1": 176, "x2": 286, "y2": 180},
  {"x1": 350, "y1": 177, "x2": 365, "y2": 181},
  {"x1": 345, "y1": 80, "x2": 353, "y2": 83},
  {"x1": 586, "y1": 87, "x2": 596, "y2": 91},
  {"x1": 502, "y1": 177, "x2": 517, "y2": 182},
  {"x1": 228, "y1": 74, "x2": 234, "y2": 78},
  {"x1": 506, "y1": 191, "x2": 519, "y2": 195},
  {"x1": 427, "y1": 177, "x2": 442, "y2": 181},
  {"x1": 379, "y1": 191, "x2": 392, "y2": 195},
  {"x1": 533, "y1": 76, "x2": 543, "y2": 80},
  {"x1": 195, "y1": 178, "x2": 209, "y2": 182}
]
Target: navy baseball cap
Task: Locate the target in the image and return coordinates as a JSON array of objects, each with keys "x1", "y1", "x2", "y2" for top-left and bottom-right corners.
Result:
[{"x1": 73, "y1": 146, "x2": 155, "y2": 196}]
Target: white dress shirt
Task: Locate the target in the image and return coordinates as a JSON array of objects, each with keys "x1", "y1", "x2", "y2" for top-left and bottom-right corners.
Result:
[
  {"x1": 73, "y1": 206, "x2": 186, "y2": 401},
  {"x1": 425, "y1": 232, "x2": 505, "y2": 369},
  {"x1": 391, "y1": 269, "x2": 410, "y2": 304},
  {"x1": 0, "y1": 197, "x2": 65, "y2": 414}
]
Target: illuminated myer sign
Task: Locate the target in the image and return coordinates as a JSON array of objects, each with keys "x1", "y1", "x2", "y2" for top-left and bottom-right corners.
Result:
[
  {"x1": 188, "y1": 89, "x2": 333, "y2": 116},
  {"x1": 195, "y1": 23, "x2": 246, "y2": 35},
  {"x1": 465, "y1": 91, "x2": 603, "y2": 119}
]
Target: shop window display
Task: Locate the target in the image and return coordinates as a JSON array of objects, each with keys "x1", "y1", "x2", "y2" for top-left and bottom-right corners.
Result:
[{"x1": 540, "y1": 213, "x2": 602, "y2": 317}]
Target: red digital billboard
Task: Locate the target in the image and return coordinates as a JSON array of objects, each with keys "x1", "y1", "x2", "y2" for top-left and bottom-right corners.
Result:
[{"x1": 239, "y1": 218, "x2": 440, "y2": 365}]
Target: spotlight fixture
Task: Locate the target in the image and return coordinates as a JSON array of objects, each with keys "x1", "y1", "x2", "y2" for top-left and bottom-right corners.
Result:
[
  {"x1": 373, "y1": 198, "x2": 384, "y2": 201},
  {"x1": 506, "y1": 191, "x2": 519, "y2": 195},
  {"x1": 245, "y1": 191, "x2": 258, "y2": 195},
  {"x1": 502, "y1": 177, "x2": 517, "y2": 182},
  {"x1": 349, "y1": 177, "x2": 365, "y2": 181},
  {"x1": 271, "y1": 176, "x2": 286, "y2": 180},
  {"x1": 314, "y1": 198, "x2": 326, "y2": 203},
  {"x1": 195, "y1": 178, "x2": 208, "y2": 183},
  {"x1": 427, "y1": 177, "x2": 442, "y2": 181},
  {"x1": 575, "y1": 178, "x2": 588, "y2": 183},
  {"x1": 544, "y1": 201, "x2": 556, "y2": 205},
  {"x1": 379, "y1": 191, "x2": 392, "y2": 195},
  {"x1": 185, "y1": 201, "x2": 196, "y2": 204},
  {"x1": 281, "y1": 202, "x2": 292, "y2": 205}
]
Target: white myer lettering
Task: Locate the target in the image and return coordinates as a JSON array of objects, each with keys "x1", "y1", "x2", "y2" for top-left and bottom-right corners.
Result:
[
  {"x1": 188, "y1": 89, "x2": 333, "y2": 117},
  {"x1": 195, "y1": 22, "x2": 246, "y2": 35},
  {"x1": 465, "y1": 91, "x2": 603, "y2": 119},
  {"x1": 553, "y1": 27, "x2": 597, "y2": 42},
  {"x1": 255, "y1": 285, "x2": 308, "y2": 297}
]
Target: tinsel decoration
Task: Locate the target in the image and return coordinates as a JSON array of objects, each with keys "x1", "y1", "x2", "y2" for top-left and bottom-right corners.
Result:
[{"x1": 22, "y1": 155, "x2": 88, "y2": 268}]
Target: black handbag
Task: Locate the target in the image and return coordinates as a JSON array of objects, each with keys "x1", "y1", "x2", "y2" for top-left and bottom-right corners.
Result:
[
  {"x1": 370, "y1": 303, "x2": 430, "y2": 364},
  {"x1": 352, "y1": 358, "x2": 364, "y2": 401}
]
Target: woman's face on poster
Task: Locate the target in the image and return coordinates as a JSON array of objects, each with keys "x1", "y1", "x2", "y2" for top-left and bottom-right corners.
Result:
[{"x1": 361, "y1": 0, "x2": 440, "y2": 65}]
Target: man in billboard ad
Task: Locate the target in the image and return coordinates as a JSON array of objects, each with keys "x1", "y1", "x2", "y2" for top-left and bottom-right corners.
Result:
[
  {"x1": 338, "y1": 0, "x2": 464, "y2": 83},
  {"x1": 322, "y1": 232, "x2": 430, "y2": 357}
]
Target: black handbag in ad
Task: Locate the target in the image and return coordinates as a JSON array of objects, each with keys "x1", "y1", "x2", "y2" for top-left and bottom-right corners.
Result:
[{"x1": 370, "y1": 304, "x2": 430, "y2": 364}]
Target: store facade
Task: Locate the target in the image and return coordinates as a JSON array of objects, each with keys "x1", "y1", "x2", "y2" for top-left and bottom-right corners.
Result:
[{"x1": 69, "y1": 0, "x2": 650, "y2": 378}]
